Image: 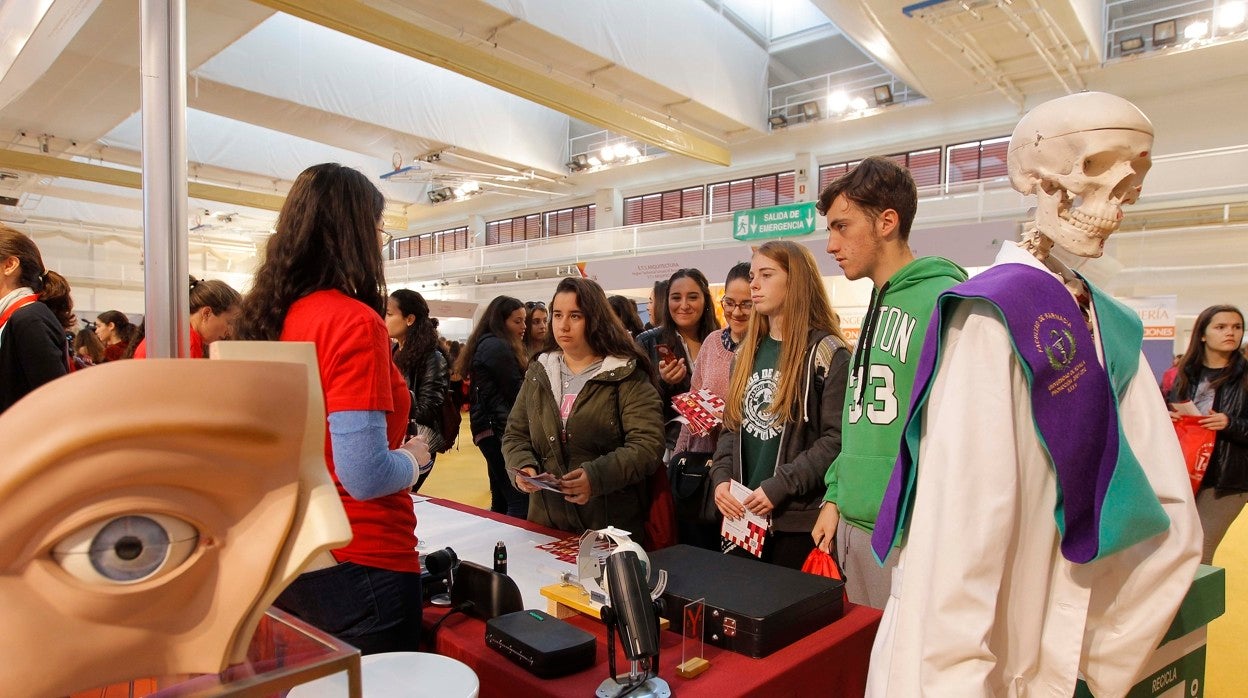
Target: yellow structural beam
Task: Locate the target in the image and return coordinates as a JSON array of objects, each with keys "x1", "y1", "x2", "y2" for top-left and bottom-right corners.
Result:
[
  {"x1": 251, "y1": 0, "x2": 731, "y2": 167},
  {"x1": 0, "y1": 149, "x2": 408, "y2": 229}
]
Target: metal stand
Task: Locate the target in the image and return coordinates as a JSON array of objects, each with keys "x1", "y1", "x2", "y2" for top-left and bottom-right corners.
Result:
[
  {"x1": 594, "y1": 674, "x2": 670, "y2": 698},
  {"x1": 431, "y1": 566, "x2": 453, "y2": 607},
  {"x1": 595, "y1": 603, "x2": 670, "y2": 698}
]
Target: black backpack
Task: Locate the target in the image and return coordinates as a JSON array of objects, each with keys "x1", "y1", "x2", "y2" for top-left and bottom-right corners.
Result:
[{"x1": 435, "y1": 387, "x2": 462, "y2": 453}]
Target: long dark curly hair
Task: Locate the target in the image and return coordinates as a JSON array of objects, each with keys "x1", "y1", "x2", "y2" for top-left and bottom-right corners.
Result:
[
  {"x1": 391, "y1": 289, "x2": 441, "y2": 377},
  {"x1": 235, "y1": 164, "x2": 387, "y2": 340}
]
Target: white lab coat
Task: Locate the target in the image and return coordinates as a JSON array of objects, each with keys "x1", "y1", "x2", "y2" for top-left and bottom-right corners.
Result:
[{"x1": 866, "y1": 243, "x2": 1202, "y2": 698}]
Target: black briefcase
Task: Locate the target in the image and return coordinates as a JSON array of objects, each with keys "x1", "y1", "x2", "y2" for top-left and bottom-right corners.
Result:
[{"x1": 647, "y1": 544, "x2": 844, "y2": 658}]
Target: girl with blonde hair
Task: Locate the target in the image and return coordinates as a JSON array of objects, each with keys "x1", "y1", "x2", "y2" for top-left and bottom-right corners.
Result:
[{"x1": 709, "y1": 240, "x2": 850, "y2": 569}]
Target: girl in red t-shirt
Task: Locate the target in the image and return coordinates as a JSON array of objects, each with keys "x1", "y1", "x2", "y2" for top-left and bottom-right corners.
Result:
[
  {"x1": 234, "y1": 163, "x2": 430, "y2": 654},
  {"x1": 132, "y1": 276, "x2": 241, "y2": 359}
]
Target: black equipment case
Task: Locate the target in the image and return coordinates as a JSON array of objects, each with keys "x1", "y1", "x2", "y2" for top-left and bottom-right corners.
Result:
[
  {"x1": 647, "y1": 544, "x2": 844, "y2": 658},
  {"x1": 485, "y1": 609, "x2": 596, "y2": 678}
]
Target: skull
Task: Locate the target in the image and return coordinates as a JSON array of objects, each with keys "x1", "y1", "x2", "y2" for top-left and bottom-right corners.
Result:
[{"x1": 1007, "y1": 92, "x2": 1153, "y2": 258}]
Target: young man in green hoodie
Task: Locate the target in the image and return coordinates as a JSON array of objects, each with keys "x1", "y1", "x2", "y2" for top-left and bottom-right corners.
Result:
[{"x1": 811, "y1": 157, "x2": 967, "y2": 608}]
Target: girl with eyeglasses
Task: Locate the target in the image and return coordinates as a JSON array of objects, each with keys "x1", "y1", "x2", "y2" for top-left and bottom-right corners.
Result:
[
  {"x1": 709, "y1": 241, "x2": 851, "y2": 569},
  {"x1": 234, "y1": 163, "x2": 429, "y2": 654}
]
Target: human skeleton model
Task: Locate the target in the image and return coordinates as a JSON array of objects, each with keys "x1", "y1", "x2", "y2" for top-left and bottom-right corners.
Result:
[
  {"x1": 866, "y1": 92, "x2": 1202, "y2": 697},
  {"x1": 0, "y1": 351, "x2": 349, "y2": 698}
]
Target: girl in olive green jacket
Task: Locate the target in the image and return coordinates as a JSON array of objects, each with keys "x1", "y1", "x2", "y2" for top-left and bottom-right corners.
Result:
[{"x1": 504, "y1": 277, "x2": 665, "y2": 538}]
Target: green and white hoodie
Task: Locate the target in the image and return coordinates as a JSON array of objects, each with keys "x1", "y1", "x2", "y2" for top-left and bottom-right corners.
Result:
[{"x1": 823, "y1": 256, "x2": 967, "y2": 533}]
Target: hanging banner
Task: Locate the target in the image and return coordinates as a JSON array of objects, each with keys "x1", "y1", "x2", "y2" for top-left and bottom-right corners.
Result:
[
  {"x1": 836, "y1": 307, "x2": 868, "y2": 345},
  {"x1": 1118, "y1": 295, "x2": 1178, "y2": 382}
]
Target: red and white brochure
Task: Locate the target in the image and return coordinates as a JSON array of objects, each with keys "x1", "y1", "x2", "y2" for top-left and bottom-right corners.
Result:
[{"x1": 672, "y1": 388, "x2": 726, "y2": 438}]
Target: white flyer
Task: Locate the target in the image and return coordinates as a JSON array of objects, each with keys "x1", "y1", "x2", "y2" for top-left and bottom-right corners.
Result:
[{"x1": 720, "y1": 479, "x2": 769, "y2": 558}]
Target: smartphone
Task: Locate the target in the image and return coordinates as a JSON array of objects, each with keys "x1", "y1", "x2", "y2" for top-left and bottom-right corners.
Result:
[{"x1": 656, "y1": 344, "x2": 675, "y2": 364}]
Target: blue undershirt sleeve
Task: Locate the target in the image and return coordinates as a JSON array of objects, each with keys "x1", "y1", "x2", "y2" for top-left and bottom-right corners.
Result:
[{"x1": 328, "y1": 410, "x2": 417, "y2": 500}]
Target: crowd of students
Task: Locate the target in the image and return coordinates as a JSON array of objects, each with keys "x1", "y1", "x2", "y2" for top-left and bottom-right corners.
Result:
[{"x1": 2, "y1": 156, "x2": 1245, "y2": 665}]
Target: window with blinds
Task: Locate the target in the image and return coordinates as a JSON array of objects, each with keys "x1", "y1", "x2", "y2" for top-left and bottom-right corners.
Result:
[
  {"x1": 543, "y1": 204, "x2": 596, "y2": 236},
  {"x1": 817, "y1": 161, "x2": 860, "y2": 192},
  {"x1": 946, "y1": 136, "x2": 1010, "y2": 184},
  {"x1": 707, "y1": 172, "x2": 795, "y2": 215},
  {"x1": 486, "y1": 214, "x2": 542, "y2": 245},
  {"x1": 390, "y1": 226, "x2": 471, "y2": 259},
  {"x1": 883, "y1": 148, "x2": 942, "y2": 188},
  {"x1": 434, "y1": 227, "x2": 470, "y2": 253},
  {"x1": 622, "y1": 186, "x2": 705, "y2": 225}
]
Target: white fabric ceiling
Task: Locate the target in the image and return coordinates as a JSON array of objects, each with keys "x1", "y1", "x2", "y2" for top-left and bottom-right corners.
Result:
[
  {"x1": 481, "y1": 0, "x2": 770, "y2": 129},
  {"x1": 193, "y1": 13, "x2": 573, "y2": 177},
  {"x1": 1, "y1": 0, "x2": 1246, "y2": 241}
]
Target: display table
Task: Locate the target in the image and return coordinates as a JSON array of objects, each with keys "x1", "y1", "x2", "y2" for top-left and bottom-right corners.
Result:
[
  {"x1": 416, "y1": 497, "x2": 882, "y2": 698},
  {"x1": 430, "y1": 602, "x2": 880, "y2": 697}
]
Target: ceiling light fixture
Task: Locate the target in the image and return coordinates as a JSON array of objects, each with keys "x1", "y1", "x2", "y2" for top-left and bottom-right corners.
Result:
[
  {"x1": 800, "y1": 101, "x2": 821, "y2": 120},
  {"x1": 873, "y1": 84, "x2": 894, "y2": 106},
  {"x1": 768, "y1": 113, "x2": 788, "y2": 128},
  {"x1": 1183, "y1": 18, "x2": 1209, "y2": 40},
  {"x1": 428, "y1": 186, "x2": 456, "y2": 204},
  {"x1": 1217, "y1": 1, "x2": 1247, "y2": 28},
  {"x1": 1152, "y1": 19, "x2": 1178, "y2": 46},
  {"x1": 827, "y1": 91, "x2": 850, "y2": 115},
  {"x1": 1119, "y1": 35, "x2": 1145, "y2": 53}
]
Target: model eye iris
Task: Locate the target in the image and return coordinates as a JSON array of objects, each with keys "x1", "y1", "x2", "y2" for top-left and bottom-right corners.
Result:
[
  {"x1": 88, "y1": 517, "x2": 174, "y2": 580},
  {"x1": 53, "y1": 514, "x2": 199, "y2": 585}
]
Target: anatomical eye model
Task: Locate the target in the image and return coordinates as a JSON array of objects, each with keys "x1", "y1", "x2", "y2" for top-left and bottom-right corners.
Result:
[{"x1": 0, "y1": 353, "x2": 347, "y2": 698}]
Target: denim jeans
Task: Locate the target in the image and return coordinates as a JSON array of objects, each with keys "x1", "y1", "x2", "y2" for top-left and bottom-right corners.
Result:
[{"x1": 274, "y1": 561, "x2": 423, "y2": 655}]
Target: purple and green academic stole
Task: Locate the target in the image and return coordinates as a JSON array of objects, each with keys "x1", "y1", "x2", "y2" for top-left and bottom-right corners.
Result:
[{"x1": 872, "y1": 263, "x2": 1169, "y2": 565}]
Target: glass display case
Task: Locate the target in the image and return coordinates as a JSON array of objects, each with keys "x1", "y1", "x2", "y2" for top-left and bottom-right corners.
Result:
[{"x1": 71, "y1": 608, "x2": 361, "y2": 698}]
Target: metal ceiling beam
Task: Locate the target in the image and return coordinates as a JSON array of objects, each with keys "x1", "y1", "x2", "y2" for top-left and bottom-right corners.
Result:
[
  {"x1": 0, "y1": 149, "x2": 409, "y2": 229},
  {"x1": 250, "y1": 0, "x2": 731, "y2": 166}
]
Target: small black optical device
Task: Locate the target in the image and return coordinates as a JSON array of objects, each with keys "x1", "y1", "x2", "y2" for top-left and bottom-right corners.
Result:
[{"x1": 485, "y1": 609, "x2": 596, "y2": 679}]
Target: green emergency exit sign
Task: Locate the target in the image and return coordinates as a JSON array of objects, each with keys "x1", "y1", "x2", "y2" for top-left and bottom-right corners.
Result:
[{"x1": 732, "y1": 202, "x2": 818, "y2": 240}]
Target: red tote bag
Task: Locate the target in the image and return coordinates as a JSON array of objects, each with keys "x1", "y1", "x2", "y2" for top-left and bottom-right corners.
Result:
[{"x1": 1173, "y1": 415, "x2": 1217, "y2": 495}]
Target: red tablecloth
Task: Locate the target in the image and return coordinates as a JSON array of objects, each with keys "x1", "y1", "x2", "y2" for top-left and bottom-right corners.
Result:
[
  {"x1": 431, "y1": 603, "x2": 879, "y2": 697},
  {"x1": 421, "y1": 497, "x2": 882, "y2": 696}
]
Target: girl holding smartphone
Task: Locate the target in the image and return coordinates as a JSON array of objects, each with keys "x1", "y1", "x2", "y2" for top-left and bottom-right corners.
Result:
[{"x1": 636, "y1": 268, "x2": 720, "y2": 451}]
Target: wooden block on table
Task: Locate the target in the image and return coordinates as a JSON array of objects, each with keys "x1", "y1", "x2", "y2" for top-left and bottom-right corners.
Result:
[
  {"x1": 676, "y1": 657, "x2": 710, "y2": 679},
  {"x1": 539, "y1": 583, "x2": 670, "y2": 630}
]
